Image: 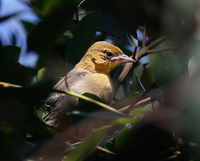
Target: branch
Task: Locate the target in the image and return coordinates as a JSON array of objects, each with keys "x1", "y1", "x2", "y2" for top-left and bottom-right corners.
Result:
[
  {"x1": 135, "y1": 36, "x2": 168, "y2": 61},
  {"x1": 142, "y1": 24, "x2": 146, "y2": 48},
  {"x1": 146, "y1": 46, "x2": 176, "y2": 54}
]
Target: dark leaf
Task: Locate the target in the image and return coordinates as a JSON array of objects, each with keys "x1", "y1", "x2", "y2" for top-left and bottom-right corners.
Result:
[
  {"x1": 74, "y1": 0, "x2": 138, "y2": 46},
  {"x1": 65, "y1": 12, "x2": 100, "y2": 64},
  {"x1": 0, "y1": 46, "x2": 32, "y2": 85},
  {"x1": 135, "y1": 73, "x2": 146, "y2": 93},
  {"x1": 28, "y1": 1, "x2": 78, "y2": 54}
]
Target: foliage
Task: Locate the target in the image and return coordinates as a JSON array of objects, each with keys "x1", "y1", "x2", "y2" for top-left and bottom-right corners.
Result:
[{"x1": 1, "y1": 0, "x2": 200, "y2": 160}]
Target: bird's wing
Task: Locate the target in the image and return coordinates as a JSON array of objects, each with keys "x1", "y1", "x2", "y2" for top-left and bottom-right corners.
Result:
[
  {"x1": 45, "y1": 70, "x2": 88, "y2": 108},
  {"x1": 44, "y1": 70, "x2": 89, "y2": 127}
]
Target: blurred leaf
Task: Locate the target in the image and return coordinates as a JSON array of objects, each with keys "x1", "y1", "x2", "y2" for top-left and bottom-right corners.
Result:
[
  {"x1": 115, "y1": 128, "x2": 132, "y2": 150},
  {"x1": 140, "y1": 65, "x2": 155, "y2": 89},
  {"x1": 147, "y1": 89, "x2": 164, "y2": 99},
  {"x1": 0, "y1": 13, "x2": 18, "y2": 23},
  {"x1": 32, "y1": 67, "x2": 46, "y2": 83},
  {"x1": 74, "y1": 0, "x2": 138, "y2": 46},
  {"x1": 0, "y1": 82, "x2": 22, "y2": 88},
  {"x1": 129, "y1": 107, "x2": 150, "y2": 117},
  {"x1": 98, "y1": 14, "x2": 138, "y2": 47},
  {"x1": 66, "y1": 125, "x2": 111, "y2": 161},
  {"x1": 65, "y1": 12, "x2": 100, "y2": 64},
  {"x1": 97, "y1": 146, "x2": 116, "y2": 155},
  {"x1": 135, "y1": 73, "x2": 146, "y2": 93},
  {"x1": 0, "y1": 46, "x2": 32, "y2": 85},
  {"x1": 150, "y1": 44, "x2": 189, "y2": 86},
  {"x1": 1, "y1": 45, "x2": 21, "y2": 62},
  {"x1": 114, "y1": 118, "x2": 139, "y2": 126},
  {"x1": 69, "y1": 110, "x2": 126, "y2": 120},
  {"x1": 28, "y1": 1, "x2": 78, "y2": 54}
]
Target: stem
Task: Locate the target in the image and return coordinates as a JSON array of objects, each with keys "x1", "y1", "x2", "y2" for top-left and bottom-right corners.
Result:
[
  {"x1": 146, "y1": 46, "x2": 176, "y2": 54},
  {"x1": 135, "y1": 36, "x2": 167, "y2": 61},
  {"x1": 114, "y1": 63, "x2": 134, "y2": 95},
  {"x1": 119, "y1": 97, "x2": 152, "y2": 112},
  {"x1": 142, "y1": 24, "x2": 146, "y2": 48},
  {"x1": 66, "y1": 90, "x2": 126, "y2": 115},
  {"x1": 147, "y1": 36, "x2": 166, "y2": 50},
  {"x1": 146, "y1": 32, "x2": 157, "y2": 46}
]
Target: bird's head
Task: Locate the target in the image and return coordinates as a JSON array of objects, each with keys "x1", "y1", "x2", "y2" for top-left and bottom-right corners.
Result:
[{"x1": 79, "y1": 41, "x2": 135, "y2": 74}]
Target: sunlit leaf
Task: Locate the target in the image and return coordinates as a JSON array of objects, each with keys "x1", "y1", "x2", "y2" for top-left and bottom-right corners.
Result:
[{"x1": 97, "y1": 145, "x2": 116, "y2": 155}]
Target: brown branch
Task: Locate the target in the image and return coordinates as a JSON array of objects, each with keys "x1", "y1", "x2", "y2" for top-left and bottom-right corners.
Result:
[
  {"x1": 147, "y1": 36, "x2": 166, "y2": 50},
  {"x1": 146, "y1": 46, "x2": 176, "y2": 54},
  {"x1": 142, "y1": 24, "x2": 147, "y2": 48},
  {"x1": 119, "y1": 97, "x2": 152, "y2": 112},
  {"x1": 114, "y1": 47, "x2": 137, "y2": 95},
  {"x1": 146, "y1": 32, "x2": 157, "y2": 46},
  {"x1": 135, "y1": 36, "x2": 167, "y2": 61},
  {"x1": 114, "y1": 62, "x2": 134, "y2": 95}
]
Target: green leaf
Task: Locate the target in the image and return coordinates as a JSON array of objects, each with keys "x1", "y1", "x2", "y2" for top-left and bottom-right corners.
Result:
[
  {"x1": 28, "y1": 1, "x2": 78, "y2": 54},
  {"x1": 129, "y1": 108, "x2": 150, "y2": 117},
  {"x1": 115, "y1": 128, "x2": 133, "y2": 150},
  {"x1": 0, "y1": 46, "x2": 31, "y2": 85},
  {"x1": 66, "y1": 125, "x2": 111, "y2": 161},
  {"x1": 114, "y1": 118, "x2": 139, "y2": 125},
  {"x1": 65, "y1": 12, "x2": 100, "y2": 64},
  {"x1": 32, "y1": 67, "x2": 46, "y2": 83},
  {"x1": 98, "y1": 14, "x2": 138, "y2": 47}
]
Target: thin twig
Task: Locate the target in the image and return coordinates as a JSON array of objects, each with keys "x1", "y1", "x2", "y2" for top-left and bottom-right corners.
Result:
[
  {"x1": 146, "y1": 32, "x2": 157, "y2": 46},
  {"x1": 147, "y1": 36, "x2": 166, "y2": 50},
  {"x1": 146, "y1": 46, "x2": 176, "y2": 54},
  {"x1": 135, "y1": 36, "x2": 167, "y2": 61},
  {"x1": 114, "y1": 62, "x2": 134, "y2": 95},
  {"x1": 119, "y1": 97, "x2": 152, "y2": 112},
  {"x1": 142, "y1": 24, "x2": 146, "y2": 48}
]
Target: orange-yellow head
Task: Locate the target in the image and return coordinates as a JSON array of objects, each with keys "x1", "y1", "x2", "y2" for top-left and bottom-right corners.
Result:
[{"x1": 77, "y1": 41, "x2": 135, "y2": 74}]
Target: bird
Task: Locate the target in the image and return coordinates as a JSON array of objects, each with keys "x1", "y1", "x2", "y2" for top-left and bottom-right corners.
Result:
[{"x1": 44, "y1": 41, "x2": 135, "y2": 130}]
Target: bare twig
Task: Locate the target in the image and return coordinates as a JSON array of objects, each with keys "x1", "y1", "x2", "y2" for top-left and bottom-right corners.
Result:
[
  {"x1": 142, "y1": 24, "x2": 147, "y2": 48},
  {"x1": 146, "y1": 46, "x2": 176, "y2": 54},
  {"x1": 146, "y1": 32, "x2": 157, "y2": 46}
]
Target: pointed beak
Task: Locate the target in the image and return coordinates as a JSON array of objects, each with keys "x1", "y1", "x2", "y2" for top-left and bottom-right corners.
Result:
[{"x1": 111, "y1": 53, "x2": 136, "y2": 63}]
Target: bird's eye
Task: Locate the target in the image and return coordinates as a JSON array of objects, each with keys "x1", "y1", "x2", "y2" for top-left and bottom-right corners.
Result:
[{"x1": 105, "y1": 51, "x2": 114, "y2": 57}]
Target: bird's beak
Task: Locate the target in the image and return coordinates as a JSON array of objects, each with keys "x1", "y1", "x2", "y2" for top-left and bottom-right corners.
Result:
[{"x1": 111, "y1": 53, "x2": 136, "y2": 63}]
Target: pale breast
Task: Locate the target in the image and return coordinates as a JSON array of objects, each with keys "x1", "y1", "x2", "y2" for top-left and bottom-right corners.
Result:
[{"x1": 69, "y1": 72, "x2": 114, "y2": 104}]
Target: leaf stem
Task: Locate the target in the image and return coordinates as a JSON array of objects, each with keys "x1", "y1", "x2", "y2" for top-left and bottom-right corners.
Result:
[{"x1": 66, "y1": 90, "x2": 126, "y2": 115}]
